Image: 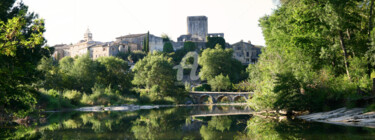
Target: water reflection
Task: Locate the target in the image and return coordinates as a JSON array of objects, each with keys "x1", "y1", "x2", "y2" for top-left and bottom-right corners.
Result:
[{"x1": 1, "y1": 105, "x2": 375, "y2": 139}]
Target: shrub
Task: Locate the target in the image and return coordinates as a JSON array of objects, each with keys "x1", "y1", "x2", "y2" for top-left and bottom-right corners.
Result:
[
  {"x1": 193, "y1": 84, "x2": 211, "y2": 91},
  {"x1": 208, "y1": 74, "x2": 231, "y2": 92},
  {"x1": 38, "y1": 89, "x2": 74, "y2": 110},
  {"x1": 80, "y1": 85, "x2": 136, "y2": 106},
  {"x1": 232, "y1": 81, "x2": 255, "y2": 92},
  {"x1": 365, "y1": 103, "x2": 375, "y2": 112},
  {"x1": 63, "y1": 90, "x2": 82, "y2": 105}
]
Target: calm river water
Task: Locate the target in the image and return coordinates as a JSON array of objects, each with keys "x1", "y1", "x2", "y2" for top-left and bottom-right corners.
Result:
[{"x1": 1, "y1": 105, "x2": 375, "y2": 139}]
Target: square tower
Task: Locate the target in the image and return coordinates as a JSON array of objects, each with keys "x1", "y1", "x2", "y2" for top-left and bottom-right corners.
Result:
[{"x1": 187, "y1": 16, "x2": 208, "y2": 42}]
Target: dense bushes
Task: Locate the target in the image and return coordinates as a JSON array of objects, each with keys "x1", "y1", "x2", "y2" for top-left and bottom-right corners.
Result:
[
  {"x1": 38, "y1": 86, "x2": 138, "y2": 110},
  {"x1": 35, "y1": 54, "x2": 138, "y2": 109},
  {"x1": 38, "y1": 55, "x2": 133, "y2": 94},
  {"x1": 80, "y1": 85, "x2": 136, "y2": 106},
  {"x1": 38, "y1": 89, "x2": 75, "y2": 110},
  {"x1": 116, "y1": 50, "x2": 146, "y2": 63},
  {"x1": 193, "y1": 84, "x2": 211, "y2": 92}
]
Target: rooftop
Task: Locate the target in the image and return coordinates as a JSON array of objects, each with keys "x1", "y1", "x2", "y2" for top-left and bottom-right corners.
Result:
[{"x1": 116, "y1": 33, "x2": 147, "y2": 39}]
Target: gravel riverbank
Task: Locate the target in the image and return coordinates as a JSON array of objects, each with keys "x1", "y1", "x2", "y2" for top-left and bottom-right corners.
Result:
[{"x1": 298, "y1": 108, "x2": 375, "y2": 128}]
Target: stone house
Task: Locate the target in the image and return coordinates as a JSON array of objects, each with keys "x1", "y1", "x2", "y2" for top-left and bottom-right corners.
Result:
[
  {"x1": 115, "y1": 33, "x2": 163, "y2": 52},
  {"x1": 89, "y1": 43, "x2": 119, "y2": 60},
  {"x1": 231, "y1": 40, "x2": 262, "y2": 65},
  {"x1": 52, "y1": 44, "x2": 70, "y2": 60}
]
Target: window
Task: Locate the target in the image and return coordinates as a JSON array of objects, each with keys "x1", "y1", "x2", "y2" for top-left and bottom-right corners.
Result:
[
  {"x1": 246, "y1": 52, "x2": 249, "y2": 57},
  {"x1": 112, "y1": 47, "x2": 114, "y2": 51},
  {"x1": 103, "y1": 48, "x2": 106, "y2": 51}
]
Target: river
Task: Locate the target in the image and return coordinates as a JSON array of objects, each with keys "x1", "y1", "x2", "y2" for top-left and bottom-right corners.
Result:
[{"x1": 1, "y1": 105, "x2": 375, "y2": 139}]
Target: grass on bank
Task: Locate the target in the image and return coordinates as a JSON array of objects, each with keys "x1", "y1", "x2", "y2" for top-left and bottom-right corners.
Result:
[{"x1": 38, "y1": 85, "x2": 138, "y2": 110}]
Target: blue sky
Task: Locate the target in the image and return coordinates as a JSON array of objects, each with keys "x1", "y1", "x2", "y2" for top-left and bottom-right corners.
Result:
[{"x1": 22, "y1": 0, "x2": 278, "y2": 46}]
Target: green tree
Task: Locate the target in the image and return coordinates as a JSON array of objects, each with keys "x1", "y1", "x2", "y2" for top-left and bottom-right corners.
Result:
[
  {"x1": 37, "y1": 57, "x2": 60, "y2": 90},
  {"x1": 96, "y1": 56, "x2": 132, "y2": 92},
  {"x1": 143, "y1": 31, "x2": 150, "y2": 52},
  {"x1": 69, "y1": 54, "x2": 99, "y2": 93},
  {"x1": 199, "y1": 44, "x2": 242, "y2": 83},
  {"x1": 249, "y1": 0, "x2": 372, "y2": 111},
  {"x1": 0, "y1": 1, "x2": 51, "y2": 115},
  {"x1": 208, "y1": 74, "x2": 231, "y2": 92},
  {"x1": 132, "y1": 52, "x2": 177, "y2": 98},
  {"x1": 206, "y1": 37, "x2": 226, "y2": 49},
  {"x1": 163, "y1": 42, "x2": 174, "y2": 53}
]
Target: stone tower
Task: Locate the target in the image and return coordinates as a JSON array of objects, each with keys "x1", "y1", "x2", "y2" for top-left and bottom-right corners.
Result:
[
  {"x1": 187, "y1": 16, "x2": 208, "y2": 42},
  {"x1": 84, "y1": 28, "x2": 93, "y2": 42}
]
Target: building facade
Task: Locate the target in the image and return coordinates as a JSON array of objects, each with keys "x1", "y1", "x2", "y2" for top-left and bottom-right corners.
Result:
[
  {"x1": 231, "y1": 40, "x2": 262, "y2": 65},
  {"x1": 51, "y1": 29, "x2": 163, "y2": 60},
  {"x1": 115, "y1": 33, "x2": 163, "y2": 52}
]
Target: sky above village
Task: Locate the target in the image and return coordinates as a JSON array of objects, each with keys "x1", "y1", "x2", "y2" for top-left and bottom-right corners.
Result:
[{"x1": 22, "y1": 0, "x2": 278, "y2": 46}]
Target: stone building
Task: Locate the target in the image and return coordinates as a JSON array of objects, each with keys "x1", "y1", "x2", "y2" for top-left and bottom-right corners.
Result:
[
  {"x1": 51, "y1": 29, "x2": 164, "y2": 60},
  {"x1": 231, "y1": 40, "x2": 262, "y2": 65},
  {"x1": 52, "y1": 28, "x2": 114, "y2": 60},
  {"x1": 176, "y1": 16, "x2": 225, "y2": 50},
  {"x1": 67, "y1": 28, "x2": 104, "y2": 58},
  {"x1": 51, "y1": 44, "x2": 70, "y2": 60},
  {"x1": 89, "y1": 42, "x2": 120, "y2": 60},
  {"x1": 115, "y1": 33, "x2": 163, "y2": 52},
  {"x1": 188, "y1": 16, "x2": 208, "y2": 41}
]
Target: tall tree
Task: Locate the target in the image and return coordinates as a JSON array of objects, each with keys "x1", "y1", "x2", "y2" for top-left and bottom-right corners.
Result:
[
  {"x1": 249, "y1": 0, "x2": 371, "y2": 111},
  {"x1": 146, "y1": 31, "x2": 150, "y2": 52},
  {"x1": 132, "y1": 52, "x2": 177, "y2": 98},
  {"x1": 199, "y1": 44, "x2": 242, "y2": 83},
  {"x1": 0, "y1": 1, "x2": 50, "y2": 115},
  {"x1": 163, "y1": 42, "x2": 174, "y2": 53}
]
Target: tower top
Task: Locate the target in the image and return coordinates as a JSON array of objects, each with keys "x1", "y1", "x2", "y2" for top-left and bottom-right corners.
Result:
[{"x1": 84, "y1": 27, "x2": 93, "y2": 42}]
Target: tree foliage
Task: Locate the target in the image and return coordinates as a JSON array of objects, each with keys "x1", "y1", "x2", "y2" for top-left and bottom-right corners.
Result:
[
  {"x1": 38, "y1": 55, "x2": 133, "y2": 94},
  {"x1": 199, "y1": 44, "x2": 242, "y2": 83},
  {"x1": 117, "y1": 50, "x2": 146, "y2": 63},
  {"x1": 132, "y1": 52, "x2": 177, "y2": 98},
  {"x1": 96, "y1": 56, "x2": 132, "y2": 91},
  {"x1": 206, "y1": 37, "x2": 226, "y2": 49},
  {"x1": 249, "y1": 0, "x2": 375, "y2": 112},
  {"x1": 0, "y1": 1, "x2": 51, "y2": 115},
  {"x1": 208, "y1": 74, "x2": 231, "y2": 92},
  {"x1": 163, "y1": 42, "x2": 174, "y2": 53},
  {"x1": 183, "y1": 41, "x2": 197, "y2": 52}
]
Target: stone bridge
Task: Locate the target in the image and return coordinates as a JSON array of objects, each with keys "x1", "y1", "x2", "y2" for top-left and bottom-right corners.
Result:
[{"x1": 189, "y1": 91, "x2": 254, "y2": 104}]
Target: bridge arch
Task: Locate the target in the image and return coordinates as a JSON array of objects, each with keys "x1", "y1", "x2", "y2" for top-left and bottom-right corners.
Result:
[
  {"x1": 216, "y1": 95, "x2": 233, "y2": 103},
  {"x1": 199, "y1": 95, "x2": 215, "y2": 104},
  {"x1": 233, "y1": 95, "x2": 247, "y2": 103}
]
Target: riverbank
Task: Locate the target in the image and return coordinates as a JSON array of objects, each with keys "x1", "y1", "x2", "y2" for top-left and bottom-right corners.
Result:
[{"x1": 298, "y1": 108, "x2": 375, "y2": 128}]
